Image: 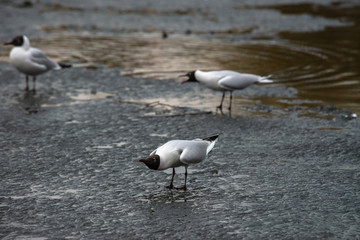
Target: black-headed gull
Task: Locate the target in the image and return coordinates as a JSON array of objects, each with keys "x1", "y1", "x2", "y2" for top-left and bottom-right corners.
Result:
[
  {"x1": 139, "y1": 134, "x2": 219, "y2": 190},
  {"x1": 4, "y1": 35, "x2": 71, "y2": 92},
  {"x1": 181, "y1": 70, "x2": 273, "y2": 113}
]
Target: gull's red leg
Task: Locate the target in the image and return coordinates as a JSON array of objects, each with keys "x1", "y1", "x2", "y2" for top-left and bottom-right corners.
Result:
[{"x1": 167, "y1": 168, "x2": 175, "y2": 189}]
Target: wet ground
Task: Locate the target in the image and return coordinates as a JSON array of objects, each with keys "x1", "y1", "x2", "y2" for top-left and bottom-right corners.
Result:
[{"x1": 1, "y1": 0, "x2": 360, "y2": 239}]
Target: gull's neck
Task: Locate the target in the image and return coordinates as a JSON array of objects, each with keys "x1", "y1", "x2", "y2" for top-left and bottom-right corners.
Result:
[{"x1": 21, "y1": 36, "x2": 31, "y2": 51}]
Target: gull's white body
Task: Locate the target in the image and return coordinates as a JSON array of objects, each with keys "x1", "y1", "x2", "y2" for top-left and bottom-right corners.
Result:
[
  {"x1": 150, "y1": 138, "x2": 216, "y2": 171},
  {"x1": 140, "y1": 135, "x2": 219, "y2": 190},
  {"x1": 182, "y1": 70, "x2": 273, "y2": 112},
  {"x1": 194, "y1": 70, "x2": 272, "y2": 92},
  {"x1": 9, "y1": 36, "x2": 60, "y2": 76}
]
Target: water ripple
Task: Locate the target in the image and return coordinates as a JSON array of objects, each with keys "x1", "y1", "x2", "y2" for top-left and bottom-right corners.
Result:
[{"x1": 1, "y1": 29, "x2": 358, "y2": 115}]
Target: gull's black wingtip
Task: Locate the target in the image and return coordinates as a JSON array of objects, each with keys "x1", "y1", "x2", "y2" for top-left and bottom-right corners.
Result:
[
  {"x1": 58, "y1": 62, "x2": 72, "y2": 68},
  {"x1": 202, "y1": 134, "x2": 220, "y2": 142}
]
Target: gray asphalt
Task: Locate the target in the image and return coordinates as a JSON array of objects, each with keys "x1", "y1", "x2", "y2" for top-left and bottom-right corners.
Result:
[
  {"x1": 1, "y1": 65, "x2": 359, "y2": 239},
  {"x1": 1, "y1": 0, "x2": 360, "y2": 239}
]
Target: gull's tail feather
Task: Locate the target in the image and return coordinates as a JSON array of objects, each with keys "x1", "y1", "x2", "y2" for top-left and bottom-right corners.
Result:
[
  {"x1": 203, "y1": 134, "x2": 219, "y2": 154},
  {"x1": 203, "y1": 134, "x2": 219, "y2": 142},
  {"x1": 258, "y1": 75, "x2": 274, "y2": 83}
]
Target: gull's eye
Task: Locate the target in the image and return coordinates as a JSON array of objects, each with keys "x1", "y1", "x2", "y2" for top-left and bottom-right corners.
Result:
[{"x1": 152, "y1": 158, "x2": 156, "y2": 161}]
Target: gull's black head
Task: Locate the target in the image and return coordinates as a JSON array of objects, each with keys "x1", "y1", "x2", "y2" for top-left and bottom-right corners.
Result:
[
  {"x1": 139, "y1": 154, "x2": 160, "y2": 170},
  {"x1": 4, "y1": 36, "x2": 24, "y2": 46},
  {"x1": 180, "y1": 71, "x2": 197, "y2": 84}
]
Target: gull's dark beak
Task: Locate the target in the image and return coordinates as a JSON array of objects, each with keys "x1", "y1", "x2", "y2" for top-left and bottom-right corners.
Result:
[
  {"x1": 4, "y1": 41, "x2": 12, "y2": 46},
  {"x1": 179, "y1": 74, "x2": 190, "y2": 84},
  {"x1": 179, "y1": 71, "x2": 196, "y2": 84},
  {"x1": 139, "y1": 158, "x2": 147, "y2": 163}
]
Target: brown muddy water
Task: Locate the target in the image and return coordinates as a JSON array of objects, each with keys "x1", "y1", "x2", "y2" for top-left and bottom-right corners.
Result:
[{"x1": 1, "y1": 1, "x2": 359, "y2": 117}]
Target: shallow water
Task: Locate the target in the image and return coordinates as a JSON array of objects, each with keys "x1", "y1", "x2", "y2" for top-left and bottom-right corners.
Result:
[{"x1": 1, "y1": 1, "x2": 359, "y2": 116}]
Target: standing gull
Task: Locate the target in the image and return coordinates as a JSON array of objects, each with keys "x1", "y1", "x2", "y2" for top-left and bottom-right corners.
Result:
[
  {"x1": 139, "y1": 135, "x2": 219, "y2": 190},
  {"x1": 4, "y1": 35, "x2": 71, "y2": 92},
  {"x1": 181, "y1": 70, "x2": 273, "y2": 113}
]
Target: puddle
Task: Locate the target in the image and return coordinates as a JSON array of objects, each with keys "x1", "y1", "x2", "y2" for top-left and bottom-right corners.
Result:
[
  {"x1": 2, "y1": 31, "x2": 358, "y2": 118},
  {"x1": 115, "y1": 142, "x2": 127, "y2": 147},
  {"x1": 41, "y1": 89, "x2": 115, "y2": 108},
  {"x1": 149, "y1": 133, "x2": 169, "y2": 137},
  {"x1": 92, "y1": 145, "x2": 114, "y2": 149},
  {"x1": 67, "y1": 89, "x2": 115, "y2": 101},
  {"x1": 1, "y1": 1, "x2": 359, "y2": 118}
]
